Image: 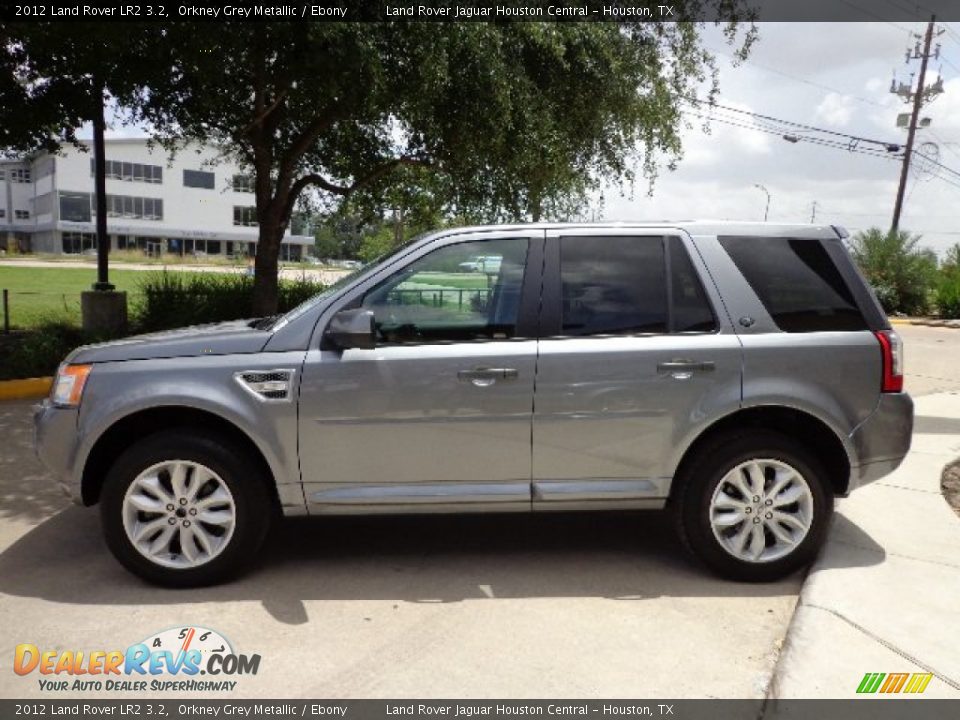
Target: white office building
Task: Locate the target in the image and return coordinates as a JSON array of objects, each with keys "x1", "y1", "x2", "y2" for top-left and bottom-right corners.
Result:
[{"x1": 0, "y1": 138, "x2": 312, "y2": 259}]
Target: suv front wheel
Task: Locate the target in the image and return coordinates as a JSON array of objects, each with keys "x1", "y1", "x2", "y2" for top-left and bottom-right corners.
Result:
[
  {"x1": 676, "y1": 431, "x2": 833, "y2": 582},
  {"x1": 100, "y1": 430, "x2": 273, "y2": 587}
]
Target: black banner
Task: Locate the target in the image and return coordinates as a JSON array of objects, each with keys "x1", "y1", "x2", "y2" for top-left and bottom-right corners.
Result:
[
  {"x1": 2, "y1": 0, "x2": 960, "y2": 23},
  {"x1": 1, "y1": 700, "x2": 958, "y2": 720}
]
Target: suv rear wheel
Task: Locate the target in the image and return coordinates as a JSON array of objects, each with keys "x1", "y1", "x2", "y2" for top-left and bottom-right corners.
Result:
[
  {"x1": 675, "y1": 431, "x2": 833, "y2": 582},
  {"x1": 100, "y1": 430, "x2": 273, "y2": 587}
]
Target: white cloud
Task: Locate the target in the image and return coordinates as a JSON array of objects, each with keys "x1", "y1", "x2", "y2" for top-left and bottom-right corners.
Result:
[{"x1": 815, "y1": 92, "x2": 856, "y2": 127}]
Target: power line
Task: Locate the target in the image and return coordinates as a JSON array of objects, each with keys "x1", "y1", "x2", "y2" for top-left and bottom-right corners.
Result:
[
  {"x1": 943, "y1": 23, "x2": 960, "y2": 45},
  {"x1": 683, "y1": 109, "x2": 905, "y2": 163},
  {"x1": 940, "y1": 54, "x2": 960, "y2": 76},
  {"x1": 927, "y1": 130, "x2": 960, "y2": 164},
  {"x1": 686, "y1": 98, "x2": 904, "y2": 151},
  {"x1": 911, "y1": 147, "x2": 960, "y2": 183}
]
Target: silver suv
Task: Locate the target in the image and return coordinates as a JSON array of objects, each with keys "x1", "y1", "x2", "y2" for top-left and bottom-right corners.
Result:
[{"x1": 34, "y1": 223, "x2": 913, "y2": 586}]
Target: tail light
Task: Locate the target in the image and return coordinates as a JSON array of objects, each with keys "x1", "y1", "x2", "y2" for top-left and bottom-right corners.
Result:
[{"x1": 874, "y1": 330, "x2": 903, "y2": 393}]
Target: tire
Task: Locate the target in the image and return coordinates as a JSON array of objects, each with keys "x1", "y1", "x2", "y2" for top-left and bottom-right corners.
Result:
[
  {"x1": 100, "y1": 429, "x2": 274, "y2": 587},
  {"x1": 674, "y1": 430, "x2": 833, "y2": 582}
]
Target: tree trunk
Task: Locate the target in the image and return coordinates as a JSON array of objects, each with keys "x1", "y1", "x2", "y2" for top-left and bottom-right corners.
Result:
[{"x1": 252, "y1": 213, "x2": 285, "y2": 316}]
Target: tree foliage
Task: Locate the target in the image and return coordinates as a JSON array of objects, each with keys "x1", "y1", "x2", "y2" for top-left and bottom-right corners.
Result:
[
  {"x1": 4, "y1": 9, "x2": 756, "y2": 314},
  {"x1": 126, "y1": 13, "x2": 754, "y2": 313},
  {"x1": 0, "y1": 24, "x2": 150, "y2": 154},
  {"x1": 849, "y1": 228, "x2": 938, "y2": 316},
  {"x1": 935, "y1": 243, "x2": 960, "y2": 319}
]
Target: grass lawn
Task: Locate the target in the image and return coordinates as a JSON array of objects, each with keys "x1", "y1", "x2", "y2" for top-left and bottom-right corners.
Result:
[{"x1": 0, "y1": 266, "x2": 156, "y2": 328}]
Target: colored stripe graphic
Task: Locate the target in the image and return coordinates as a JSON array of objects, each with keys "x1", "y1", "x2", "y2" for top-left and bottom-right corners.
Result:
[
  {"x1": 857, "y1": 673, "x2": 885, "y2": 693},
  {"x1": 904, "y1": 673, "x2": 933, "y2": 694},
  {"x1": 857, "y1": 672, "x2": 933, "y2": 694},
  {"x1": 880, "y1": 673, "x2": 909, "y2": 693}
]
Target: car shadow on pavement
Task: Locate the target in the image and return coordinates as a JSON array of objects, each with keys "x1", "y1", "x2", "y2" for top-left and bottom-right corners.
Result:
[{"x1": 0, "y1": 506, "x2": 885, "y2": 625}]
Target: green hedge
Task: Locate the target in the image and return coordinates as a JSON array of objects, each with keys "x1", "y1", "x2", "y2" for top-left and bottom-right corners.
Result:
[
  {"x1": 0, "y1": 272, "x2": 327, "y2": 380},
  {"x1": 937, "y1": 271, "x2": 960, "y2": 320},
  {"x1": 135, "y1": 272, "x2": 325, "y2": 332}
]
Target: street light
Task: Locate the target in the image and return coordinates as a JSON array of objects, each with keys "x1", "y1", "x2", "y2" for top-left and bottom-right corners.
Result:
[{"x1": 754, "y1": 183, "x2": 771, "y2": 222}]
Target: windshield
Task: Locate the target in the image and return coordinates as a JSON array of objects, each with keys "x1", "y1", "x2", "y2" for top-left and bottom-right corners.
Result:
[{"x1": 269, "y1": 232, "x2": 430, "y2": 330}]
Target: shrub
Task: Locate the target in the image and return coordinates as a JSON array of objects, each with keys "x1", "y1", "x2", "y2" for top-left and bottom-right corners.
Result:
[
  {"x1": 848, "y1": 228, "x2": 938, "y2": 315},
  {"x1": 937, "y1": 273, "x2": 960, "y2": 319},
  {"x1": 0, "y1": 321, "x2": 116, "y2": 381},
  {"x1": 135, "y1": 271, "x2": 326, "y2": 332}
]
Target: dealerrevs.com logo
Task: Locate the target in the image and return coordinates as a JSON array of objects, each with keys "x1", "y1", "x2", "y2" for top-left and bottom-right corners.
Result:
[{"x1": 14, "y1": 626, "x2": 260, "y2": 693}]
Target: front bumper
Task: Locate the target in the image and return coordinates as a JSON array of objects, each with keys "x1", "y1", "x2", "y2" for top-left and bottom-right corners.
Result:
[
  {"x1": 33, "y1": 400, "x2": 83, "y2": 504},
  {"x1": 847, "y1": 392, "x2": 914, "y2": 493}
]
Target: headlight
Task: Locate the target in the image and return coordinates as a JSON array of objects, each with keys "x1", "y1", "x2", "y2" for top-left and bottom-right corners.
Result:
[{"x1": 51, "y1": 364, "x2": 92, "y2": 407}]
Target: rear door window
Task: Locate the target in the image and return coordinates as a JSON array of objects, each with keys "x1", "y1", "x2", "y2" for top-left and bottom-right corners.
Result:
[
  {"x1": 719, "y1": 236, "x2": 868, "y2": 332},
  {"x1": 559, "y1": 236, "x2": 668, "y2": 336}
]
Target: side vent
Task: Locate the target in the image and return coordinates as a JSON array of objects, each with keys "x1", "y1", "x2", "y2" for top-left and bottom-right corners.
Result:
[{"x1": 235, "y1": 369, "x2": 295, "y2": 402}]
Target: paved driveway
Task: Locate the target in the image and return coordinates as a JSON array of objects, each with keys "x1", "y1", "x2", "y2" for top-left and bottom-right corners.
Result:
[{"x1": 0, "y1": 324, "x2": 952, "y2": 698}]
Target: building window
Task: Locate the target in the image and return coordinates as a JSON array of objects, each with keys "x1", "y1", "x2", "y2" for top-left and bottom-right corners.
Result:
[
  {"x1": 233, "y1": 206, "x2": 257, "y2": 226},
  {"x1": 60, "y1": 191, "x2": 92, "y2": 222},
  {"x1": 280, "y1": 244, "x2": 303, "y2": 261},
  {"x1": 94, "y1": 194, "x2": 163, "y2": 221},
  {"x1": 62, "y1": 232, "x2": 96, "y2": 254},
  {"x1": 0, "y1": 209, "x2": 5, "y2": 219},
  {"x1": 14, "y1": 210, "x2": 30, "y2": 220},
  {"x1": 91, "y1": 159, "x2": 162, "y2": 183},
  {"x1": 231, "y1": 174, "x2": 255, "y2": 193},
  {"x1": 0, "y1": 170, "x2": 5, "y2": 180},
  {"x1": 9, "y1": 168, "x2": 31, "y2": 183},
  {"x1": 184, "y1": 169, "x2": 215, "y2": 189}
]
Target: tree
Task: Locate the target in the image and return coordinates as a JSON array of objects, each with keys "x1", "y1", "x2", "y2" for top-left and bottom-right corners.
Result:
[
  {"x1": 124, "y1": 12, "x2": 754, "y2": 314},
  {"x1": 0, "y1": 24, "x2": 157, "y2": 294},
  {"x1": 849, "y1": 228, "x2": 938, "y2": 315}
]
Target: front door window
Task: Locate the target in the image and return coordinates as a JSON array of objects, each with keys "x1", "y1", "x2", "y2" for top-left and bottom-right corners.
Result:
[{"x1": 361, "y1": 238, "x2": 530, "y2": 345}]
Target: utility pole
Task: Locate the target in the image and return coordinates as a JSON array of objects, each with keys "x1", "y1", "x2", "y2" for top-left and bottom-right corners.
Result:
[
  {"x1": 91, "y1": 82, "x2": 113, "y2": 291},
  {"x1": 891, "y1": 16, "x2": 943, "y2": 233},
  {"x1": 810, "y1": 200, "x2": 818, "y2": 223}
]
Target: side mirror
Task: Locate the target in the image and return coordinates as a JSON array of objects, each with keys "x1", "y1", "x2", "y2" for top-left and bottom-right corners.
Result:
[{"x1": 327, "y1": 309, "x2": 376, "y2": 350}]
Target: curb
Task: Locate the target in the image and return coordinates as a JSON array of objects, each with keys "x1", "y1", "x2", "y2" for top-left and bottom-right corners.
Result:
[
  {"x1": 889, "y1": 317, "x2": 960, "y2": 328},
  {"x1": 908, "y1": 320, "x2": 960, "y2": 329},
  {"x1": 0, "y1": 376, "x2": 53, "y2": 401},
  {"x1": 767, "y1": 392, "x2": 960, "y2": 698}
]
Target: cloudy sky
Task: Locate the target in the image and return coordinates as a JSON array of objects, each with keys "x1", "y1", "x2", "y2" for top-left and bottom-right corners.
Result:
[{"x1": 601, "y1": 21, "x2": 960, "y2": 256}]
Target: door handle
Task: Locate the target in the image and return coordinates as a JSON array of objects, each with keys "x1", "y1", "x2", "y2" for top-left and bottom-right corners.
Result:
[
  {"x1": 656, "y1": 359, "x2": 716, "y2": 373},
  {"x1": 457, "y1": 367, "x2": 518, "y2": 386}
]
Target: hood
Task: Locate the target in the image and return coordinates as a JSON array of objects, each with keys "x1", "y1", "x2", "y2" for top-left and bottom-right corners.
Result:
[{"x1": 68, "y1": 319, "x2": 274, "y2": 364}]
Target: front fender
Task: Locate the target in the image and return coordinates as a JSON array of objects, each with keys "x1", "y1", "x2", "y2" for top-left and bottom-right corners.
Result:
[{"x1": 74, "y1": 351, "x2": 306, "y2": 501}]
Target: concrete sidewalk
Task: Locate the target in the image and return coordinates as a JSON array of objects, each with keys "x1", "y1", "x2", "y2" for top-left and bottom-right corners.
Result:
[{"x1": 771, "y1": 391, "x2": 960, "y2": 698}]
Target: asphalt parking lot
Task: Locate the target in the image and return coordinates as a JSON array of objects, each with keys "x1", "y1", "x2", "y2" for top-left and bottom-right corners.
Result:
[{"x1": 1, "y1": 324, "x2": 957, "y2": 699}]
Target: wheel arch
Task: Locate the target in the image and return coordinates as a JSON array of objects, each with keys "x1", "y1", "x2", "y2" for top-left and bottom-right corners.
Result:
[
  {"x1": 81, "y1": 406, "x2": 280, "y2": 510},
  {"x1": 669, "y1": 405, "x2": 853, "y2": 502}
]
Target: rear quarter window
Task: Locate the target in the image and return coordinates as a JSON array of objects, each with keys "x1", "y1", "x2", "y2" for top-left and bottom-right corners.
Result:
[{"x1": 718, "y1": 236, "x2": 868, "y2": 332}]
